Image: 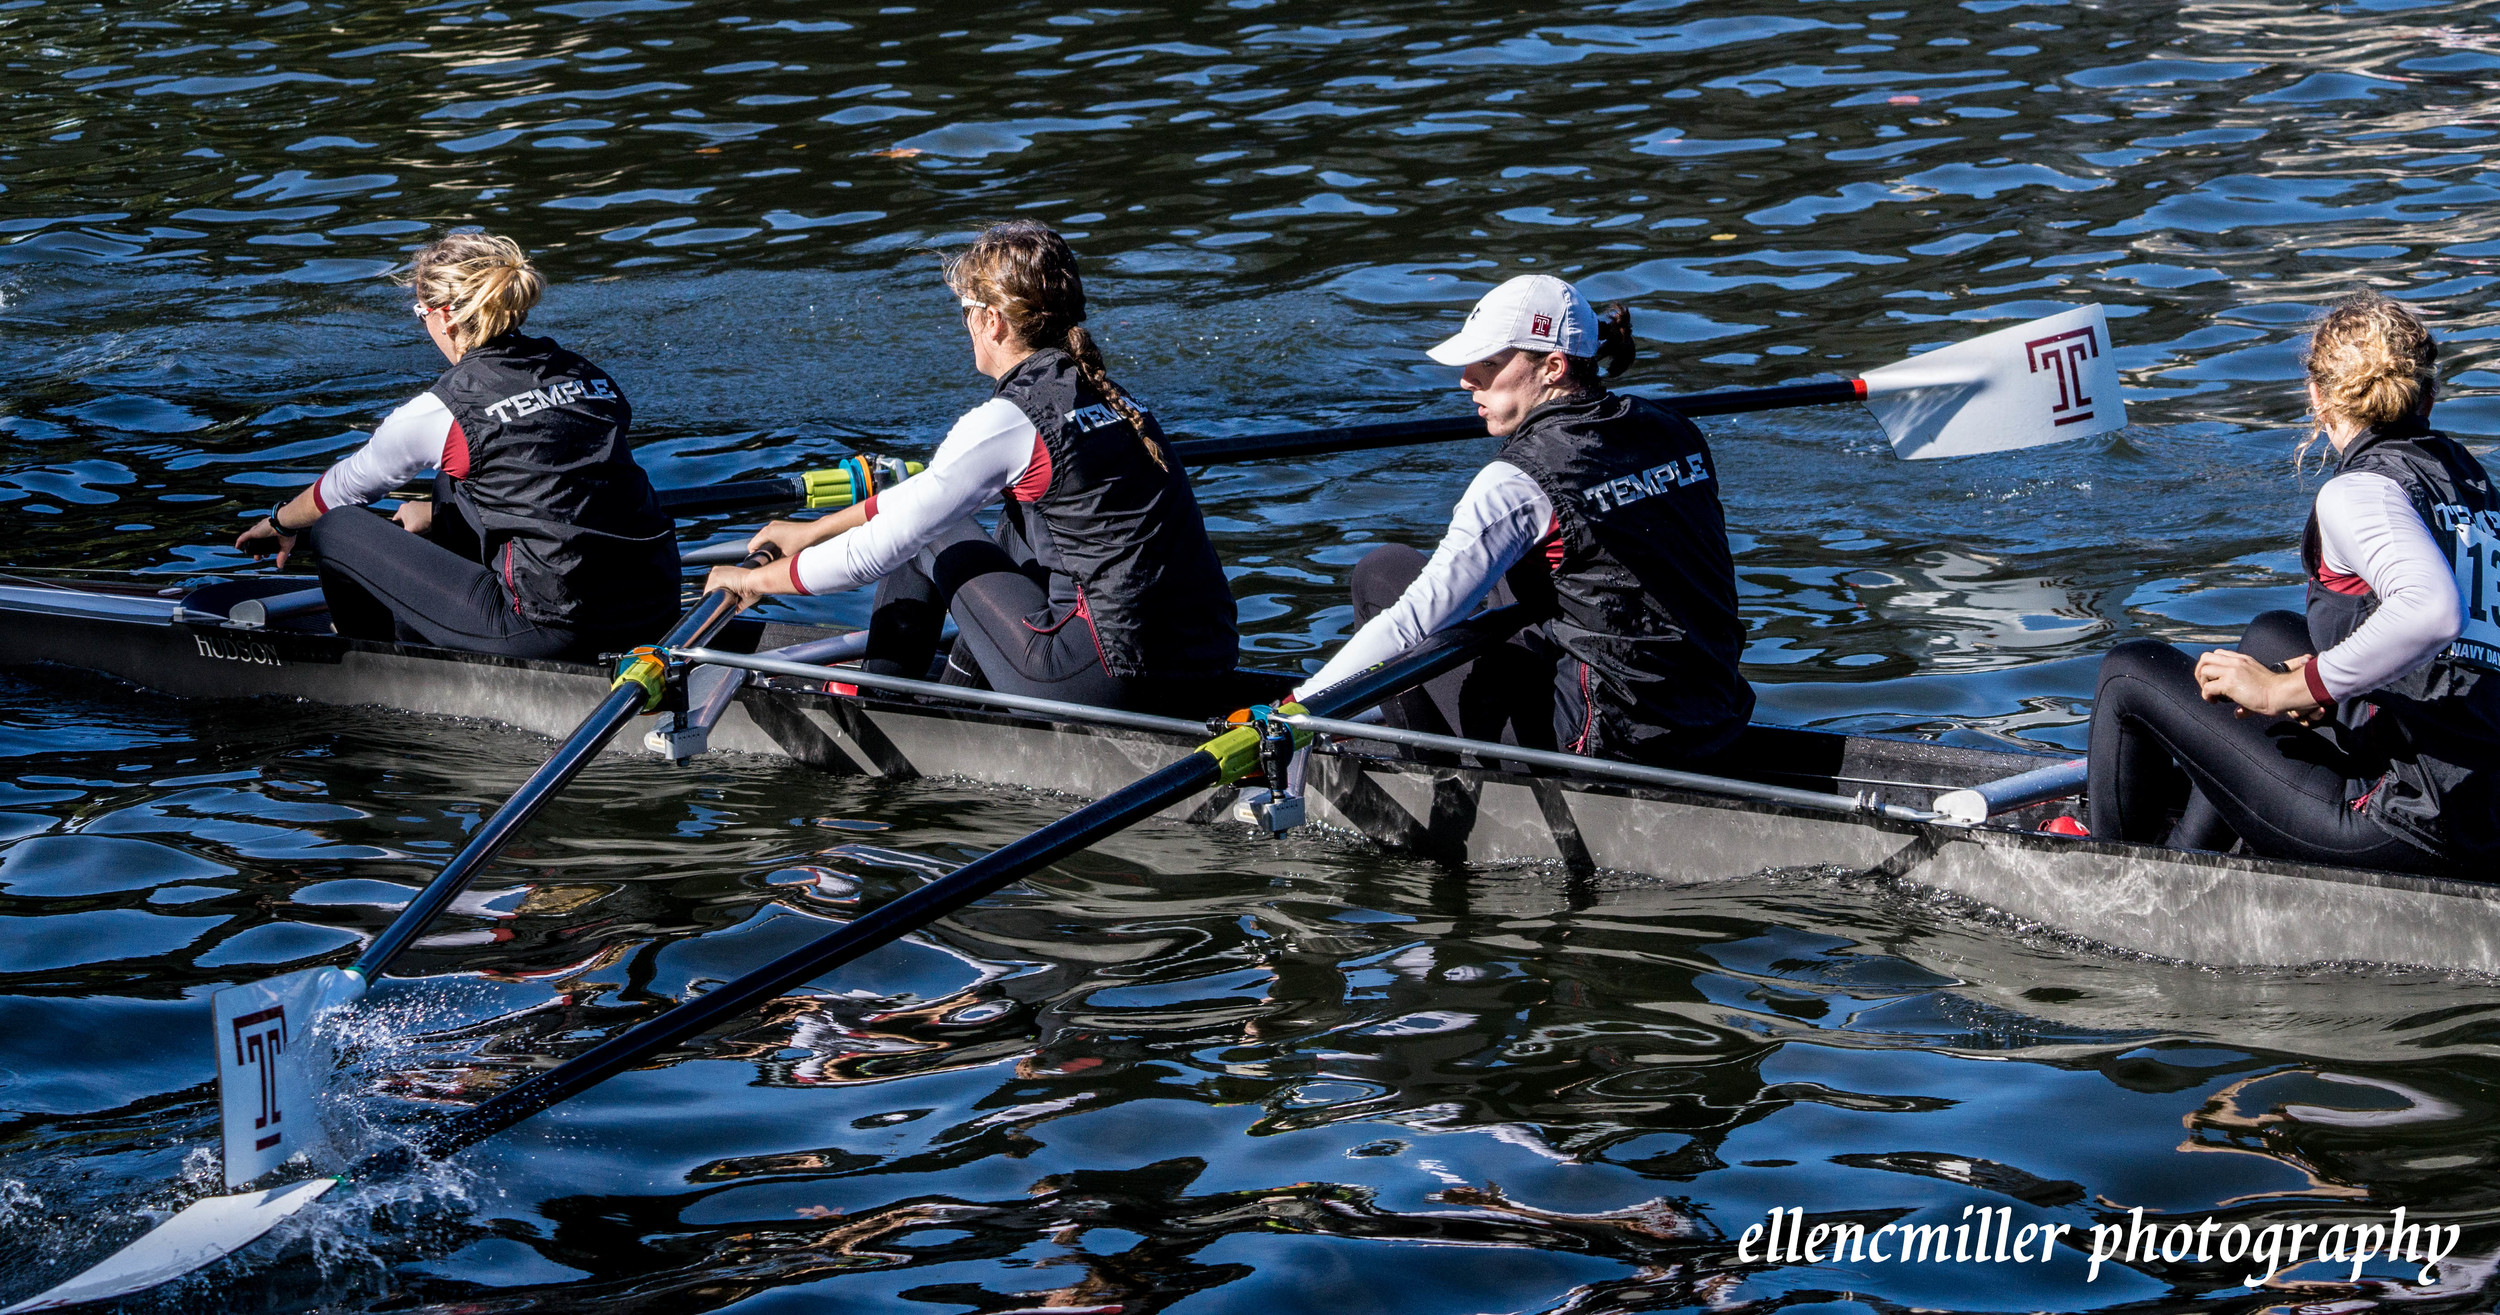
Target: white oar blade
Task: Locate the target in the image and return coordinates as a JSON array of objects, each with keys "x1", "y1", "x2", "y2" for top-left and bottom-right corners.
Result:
[
  {"x1": 1862, "y1": 304, "x2": 2126, "y2": 459},
  {"x1": 214, "y1": 967, "x2": 362, "y2": 1189},
  {"x1": 0, "y1": 1178, "x2": 336, "y2": 1313}
]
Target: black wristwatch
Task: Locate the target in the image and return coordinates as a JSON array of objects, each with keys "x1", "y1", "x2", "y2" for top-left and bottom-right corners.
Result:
[{"x1": 269, "y1": 500, "x2": 306, "y2": 534}]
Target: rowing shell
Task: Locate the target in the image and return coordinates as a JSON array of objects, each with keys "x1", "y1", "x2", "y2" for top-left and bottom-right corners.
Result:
[{"x1": 2, "y1": 574, "x2": 2496, "y2": 974}]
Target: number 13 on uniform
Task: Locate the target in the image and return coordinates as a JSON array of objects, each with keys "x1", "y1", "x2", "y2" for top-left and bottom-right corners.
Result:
[{"x1": 2440, "y1": 503, "x2": 2500, "y2": 670}]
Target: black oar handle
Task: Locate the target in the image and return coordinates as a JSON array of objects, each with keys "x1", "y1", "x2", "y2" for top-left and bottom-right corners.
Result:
[
  {"x1": 653, "y1": 381, "x2": 1866, "y2": 517},
  {"x1": 409, "y1": 603, "x2": 1528, "y2": 1161},
  {"x1": 348, "y1": 548, "x2": 782, "y2": 981}
]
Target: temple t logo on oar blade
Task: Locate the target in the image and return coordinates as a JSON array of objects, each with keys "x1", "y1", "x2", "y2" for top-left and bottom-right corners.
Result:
[
  {"x1": 214, "y1": 968, "x2": 364, "y2": 1188},
  {"x1": 0, "y1": 555, "x2": 786, "y2": 1312},
  {"x1": 1861, "y1": 305, "x2": 2127, "y2": 459}
]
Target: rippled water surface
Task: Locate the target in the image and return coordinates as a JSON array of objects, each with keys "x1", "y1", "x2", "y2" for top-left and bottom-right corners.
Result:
[{"x1": 8, "y1": 0, "x2": 2500, "y2": 1310}]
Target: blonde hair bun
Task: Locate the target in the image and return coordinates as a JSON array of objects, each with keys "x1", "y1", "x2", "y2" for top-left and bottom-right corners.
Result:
[
  {"x1": 400, "y1": 230, "x2": 545, "y2": 348},
  {"x1": 2304, "y1": 290, "x2": 2437, "y2": 433}
]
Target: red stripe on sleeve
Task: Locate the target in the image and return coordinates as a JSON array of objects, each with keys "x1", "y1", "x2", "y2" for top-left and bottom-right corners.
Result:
[
  {"x1": 310, "y1": 480, "x2": 331, "y2": 516},
  {"x1": 2304, "y1": 660, "x2": 2335, "y2": 708},
  {"x1": 1851, "y1": 378, "x2": 1869, "y2": 400},
  {"x1": 1008, "y1": 431, "x2": 1052, "y2": 502},
  {"x1": 859, "y1": 493, "x2": 880, "y2": 521},
  {"x1": 787, "y1": 555, "x2": 809, "y2": 596},
  {"x1": 441, "y1": 417, "x2": 472, "y2": 480}
]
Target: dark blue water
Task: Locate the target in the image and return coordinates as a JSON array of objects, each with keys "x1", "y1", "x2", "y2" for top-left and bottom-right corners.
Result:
[{"x1": 6, "y1": 1, "x2": 2500, "y2": 1309}]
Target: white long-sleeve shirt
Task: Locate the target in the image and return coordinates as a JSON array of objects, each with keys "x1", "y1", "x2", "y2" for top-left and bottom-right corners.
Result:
[
  {"x1": 786, "y1": 398, "x2": 1042, "y2": 596},
  {"x1": 1293, "y1": 461, "x2": 1556, "y2": 702},
  {"x1": 306, "y1": 392, "x2": 457, "y2": 514},
  {"x1": 2310, "y1": 470, "x2": 2464, "y2": 700}
]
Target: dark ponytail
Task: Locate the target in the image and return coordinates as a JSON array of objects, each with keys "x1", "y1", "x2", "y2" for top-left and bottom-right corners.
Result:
[
  {"x1": 946, "y1": 218, "x2": 1168, "y2": 471},
  {"x1": 1561, "y1": 302, "x2": 1635, "y2": 391},
  {"x1": 1596, "y1": 302, "x2": 1635, "y2": 378}
]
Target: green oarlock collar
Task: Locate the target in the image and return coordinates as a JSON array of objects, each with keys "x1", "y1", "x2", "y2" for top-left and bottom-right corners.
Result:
[
  {"x1": 800, "y1": 456, "x2": 928, "y2": 511},
  {"x1": 1199, "y1": 702, "x2": 1311, "y2": 784},
  {"x1": 611, "y1": 646, "x2": 668, "y2": 712},
  {"x1": 799, "y1": 467, "x2": 855, "y2": 509},
  {"x1": 1199, "y1": 723, "x2": 1263, "y2": 784}
]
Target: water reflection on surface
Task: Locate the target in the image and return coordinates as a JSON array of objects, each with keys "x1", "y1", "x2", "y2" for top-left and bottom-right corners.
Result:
[
  {"x1": 7, "y1": 0, "x2": 2500, "y2": 1309},
  {"x1": 3, "y1": 673, "x2": 2498, "y2": 1311}
]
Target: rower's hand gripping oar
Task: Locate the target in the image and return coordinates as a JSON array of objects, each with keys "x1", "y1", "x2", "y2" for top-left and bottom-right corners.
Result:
[
  {"x1": 0, "y1": 605, "x2": 1524, "y2": 1313},
  {"x1": 653, "y1": 304, "x2": 2129, "y2": 522},
  {"x1": 201, "y1": 548, "x2": 784, "y2": 1190}
]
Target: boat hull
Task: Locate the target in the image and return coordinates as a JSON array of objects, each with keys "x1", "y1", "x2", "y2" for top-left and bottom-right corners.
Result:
[{"x1": 3, "y1": 578, "x2": 2495, "y2": 974}]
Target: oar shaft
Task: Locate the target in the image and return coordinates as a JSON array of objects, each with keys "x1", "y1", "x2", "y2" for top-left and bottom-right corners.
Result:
[
  {"x1": 1657, "y1": 378, "x2": 1866, "y2": 418},
  {"x1": 1165, "y1": 416, "x2": 1478, "y2": 466},
  {"x1": 348, "y1": 558, "x2": 771, "y2": 980},
  {"x1": 654, "y1": 381, "x2": 1868, "y2": 517},
  {"x1": 418, "y1": 752, "x2": 1215, "y2": 1158},
  {"x1": 667, "y1": 646, "x2": 1210, "y2": 737},
  {"x1": 1157, "y1": 380, "x2": 1866, "y2": 466},
  {"x1": 1285, "y1": 713, "x2": 1940, "y2": 823},
  {"x1": 657, "y1": 475, "x2": 807, "y2": 519},
  {"x1": 348, "y1": 684, "x2": 646, "y2": 978},
  {"x1": 413, "y1": 604, "x2": 1529, "y2": 1161},
  {"x1": 1293, "y1": 604, "x2": 1534, "y2": 717}
]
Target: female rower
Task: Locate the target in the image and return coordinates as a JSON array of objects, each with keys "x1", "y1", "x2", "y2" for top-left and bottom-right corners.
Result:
[
  {"x1": 2088, "y1": 291, "x2": 2500, "y2": 872},
  {"x1": 704, "y1": 220, "x2": 1238, "y2": 715},
  {"x1": 1291, "y1": 274, "x2": 1754, "y2": 765},
  {"x1": 234, "y1": 231, "x2": 679, "y2": 659}
]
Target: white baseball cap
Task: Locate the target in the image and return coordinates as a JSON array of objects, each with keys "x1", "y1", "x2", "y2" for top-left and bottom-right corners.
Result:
[{"x1": 1427, "y1": 274, "x2": 1598, "y2": 366}]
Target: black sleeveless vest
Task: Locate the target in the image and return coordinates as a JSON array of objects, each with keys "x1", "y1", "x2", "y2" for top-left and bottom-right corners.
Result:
[
  {"x1": 1496, "y1": 392, "x2": 1755, "y2": 762},
  {"x1": 2299, "y1": 420, "x2": 2500, "y2": 861},
  {"x1": 428, "y1": 333, "x2": 679, "y2": 632},
  {"x1": 989, "y1": 349, "x2": 1237, "y2": 679}
]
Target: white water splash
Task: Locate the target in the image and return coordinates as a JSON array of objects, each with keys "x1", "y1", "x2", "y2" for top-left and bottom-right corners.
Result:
[{"x1": 0, "y1": 1179, "x2": 38, "y2": 1227}]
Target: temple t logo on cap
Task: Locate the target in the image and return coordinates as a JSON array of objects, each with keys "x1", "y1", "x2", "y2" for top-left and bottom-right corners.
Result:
[{"x1": 1425, "y1": 273, "x2": 1601, "y2": 367}]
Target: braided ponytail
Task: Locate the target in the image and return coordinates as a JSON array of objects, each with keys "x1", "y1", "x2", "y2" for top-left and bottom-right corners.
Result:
[
  {"x1": 947, "y1": 219, "x2": 1167, "y2": 470},
  {"x1": 1065, "y1": 324, "x2": 1166, "y2": 470}
]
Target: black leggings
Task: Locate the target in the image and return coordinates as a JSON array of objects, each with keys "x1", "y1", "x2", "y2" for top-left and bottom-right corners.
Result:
[
  {"x1": 2086, "y1": 611, "x2": 2438, "y2": 872},
  {"x1": 1344, "y1": 544, "x2": 1588, "y2": 753},
  {"x1": 302, "y1": 505, "x2": 640, "y2": 662},
  {"x1": 861, "y1": 517, "x2": 1212, "y2": 717}
]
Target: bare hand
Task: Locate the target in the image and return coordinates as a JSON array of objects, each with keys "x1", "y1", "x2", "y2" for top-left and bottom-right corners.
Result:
[
  {"x1": 746, "y1": 517, "x2": 833, "y2": 561},
  {"x1": 704, "y1": 563, "x2": 785, "y2": 612},
  {"x1": 2195, "y1": 649, "x2": 2327, "y2": 724},
  {"x1": 393, "y1": 500, "x2": 435, "y2": 535},
  {"x1": 234, "y1": 517, "x2": 297, "y2": 570}
]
